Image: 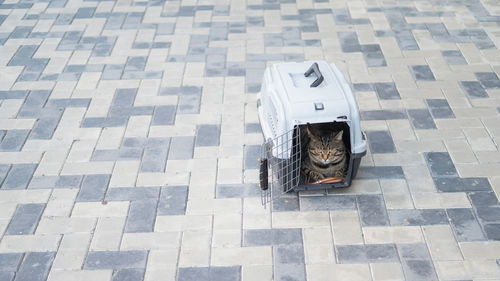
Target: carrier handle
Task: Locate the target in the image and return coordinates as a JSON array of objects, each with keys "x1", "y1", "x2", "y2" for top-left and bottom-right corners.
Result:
[
  {"x1": 304, "y1": 62, "x2": 324, "y2": 88},
  {"x1": 259, "y1": 158, "x2": 269, "y2": 190}
]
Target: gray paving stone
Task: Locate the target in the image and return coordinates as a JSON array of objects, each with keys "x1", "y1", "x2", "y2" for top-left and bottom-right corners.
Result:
[
  {"x1": 475, "y1": 72, "x2": 500, "y2": 88},
  {"x1": 77, "y1": 174, "x2": 110, "y2": 202},
  {"x1": 124, "y1": 56, "x2": 147, "y2": 71},
  {"x1": 208, "y1": 266, "x2": 241, "y2": 281},
  {"x1": 366, "y1": 130, "x2": 396, "y2": 153},
  {"x1": 389, "y1": 209, "x2": 448, "y2": 226},
  {"x1": 30, "y1": 117, "x2": 62, "y2": 139},
  {"x1": 216, "y1": 183, "x2": 260, "y2": 198},
  {"x1": 433, "y1": 177, "x2": 491, "y2": 192},
  {"x1": 0, "y1": 253, "x2": 23, "y2": 271},
  {"x1": 178, "y1": 266, "x2": 241, "y2": 281},
  {"x1": 84, "y1": 251, "x2": 148, "y2": 270},
  {"x1": 157, "y1": 186, "x2": 188, "y2": 215},
  {"x1": 244, "y1": 145, "x2": 260, "y2": 170},
  {"x1": 475, "y1": 207, "x2": 500, "y2": 223},
  {"x1": 401, "y1": 260, "x2": 438, "y2": 281},
  {"x1": 111, "y1": 268, "x2": 144, "y2": 281},
  {"x1": 299, "y1": 195, "x2": 356, "y2": 211},
  {"x1": 196, "y1": 124, "x2": 220, "y2": 147},
  {"x1": 177, "y1": 267, "x2": 209, "y2": 281},
  {"x1": 168, "y1": 136, "x2": 194, "y2": 160},
  {"x1": 426, "y1": 99, "x2": 455, "y2": 119},
  {"x1": 5, "y1": 203, "x2": 45, "y2": 235},
  {"x1": 152, "y1": 105, "x2": 176, "y2": 125},
  {"x1": 469, "y1": 191, "x2": 500, "y2": 207},
  {"x1": 374, "y1": 82, "x2": 401, "y2": 100},
  {"x1": 274, "y1": 263, "x2": 306, "y2": 281},
  {"x1": 0, "y1": 272, "x2": 14, "y2": 281},
  {"x1": 24, "y1": 90, "x2": 50, "y2": 107},
  {"x1": 410, "y1": 65, "x2": 436, "y2": 81},
  {"x1": 460, "y1": 81, "x2": 489, "y2": 98},
  {"x1": 56, "y1": 175, "x2": 83, "y2": 188},
  {"x1": 274, "y1": 244, "x2": 305, "y2": 264},
  {"x1": 337, "y1": 244, "x2": 399, "y2": 263},
  {"x1": 28, "y1": 176, "x2": 58, "y2": 189},
  {"x1": 397, "y1": 243, "x2": 432, "y2": 260},
  {"x1": 0, "y1": 91, "x2": 28, "y2": 99},
  {"x1": 357, "y1": 194, "x2": 389, "y2": 226},
  {"x1": 14, "y1": 252, "x2": 55, "y2": 281},
  {"x1": 447, "y1": 208, "x2": 486, "y2": 241},
  {"x1": 0, "y1": 165, "x2": 10, "y2": 186},
  {"x1": 0, "y1": 130, "x2": 30, "y2": 151},
  {"x1": 484, "y1": 224, "x2": 500, "y2": 240},
  {"x1": 2, "y1": 164, "x2": 37, "y2": 190},
  {"x1": 338, "y1": 31, "x2": 361, "y2": 53},
  {"x1": 92, "y1": 148, "x2": 143, "y2": 161},
  {"x1": 424, "y1": 152, "x2": 457, "y2": 177},
  {"x1": 442, "y1": 50, "x2": 467, "y2": 65},
  {"x1": 245, "y1": 123, "x2": 262, "y2": 134},
  {"x1": 407, "y1": 108, "x2": 437, "y2": 129},
  {"x1": 272, "y1": 193, "x2": 300, "y2": 212},
  {"x1": 356, "y1": 166, "x2": 405, "y2": 179},
  {"x1": 106, "y1": 187, "x2": 160, "y2": 201},
  {"x1": 360, "y1": 110, "x2": 408, "y2": 120},
  {"x1": 243, "y1": 228, "x2": 302, "y2": 247},
  {"x1": 112, "y1": 89, "x2": 137, "y2": 107},
  {"x1": 178, "y1": 93, "x2": 201, "y2": 114},
  {"x1": 124, "y1": 199, "x2": 158, "y2": 233},
  {"x1": 140, "y1": 138, "x2": 169, "y2": 172}
]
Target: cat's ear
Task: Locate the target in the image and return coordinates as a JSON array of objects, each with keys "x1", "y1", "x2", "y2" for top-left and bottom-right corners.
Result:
[
  {"x1": 306, "y1": 124, "x2": 318, "y2": 140},
  {"x1": 333, "y1": 131, "x2": 343, "y2": 141}
]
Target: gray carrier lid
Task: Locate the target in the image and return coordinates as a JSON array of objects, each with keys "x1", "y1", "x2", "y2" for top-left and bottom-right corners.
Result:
[
  {"x1": 257, "y1": 60, "x2": 365, "y2": 156},
  {"x1": 273, "y1": 61, "x2": 351, "y2": 124}
]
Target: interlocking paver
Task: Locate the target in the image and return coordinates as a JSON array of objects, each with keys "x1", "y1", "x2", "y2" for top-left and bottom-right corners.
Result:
[{"x1": 1, "y1": 0, "x2": 500, "y2": 279}]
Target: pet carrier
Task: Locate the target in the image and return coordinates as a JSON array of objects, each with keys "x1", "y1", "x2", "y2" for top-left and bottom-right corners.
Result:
[{"x1": 257, "y1": 61, "x2": 366, "y2": 204}]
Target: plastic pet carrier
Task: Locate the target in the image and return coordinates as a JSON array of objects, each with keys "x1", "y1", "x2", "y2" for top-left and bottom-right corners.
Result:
[{"x1": 257, "y1": 61, "x2": 366, "y2": 205}]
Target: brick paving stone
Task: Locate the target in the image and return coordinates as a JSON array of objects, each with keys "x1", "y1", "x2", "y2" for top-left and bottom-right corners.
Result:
[
  {"x1": 337, "y1": 244, "x2": 399, "y2": 263},
  {"x1": 111, "y1": 268, "x2": 144, "y2": 281},
  {"x1": 5, "y1": 203, "x2": 45, "y2": 235},
  {"x1": 196, "y1": 124, "x2": 221, "y2": 147},
  {"x1": 2, "y1": 164, "x2": 37, "y2": 190},
  {"x1": 447, "y1": 208, "x2": 486, "y2": 241},
  {"x1": 216, "y1": 184, "x2": 260, "y2": 198},
  {"x1": 365, "y1": 130, "x2": 397, "y2": 154},
  {"x1": 157, "y1": 186, "x2": 188, "y2": 216},
  {"x1": 76, "y1": 174, "x2": 110, "y2": 202},
  {"x1": 388, "y1": 209, "x2": 448, "y2": 226},
  {"x1": 1, "y1": 0, "x2": 500, "y2": 278},
  {"x1": 357, "y1": 195, "x2": 390, "y2": 226},
  {"x1": 0, "y1": 253, "x2": 23, "y2": 272},
  {"x1": 84, "y1": 251, "x2": 148, "y2": 270},
  {"x1": 14, "y1": 252, "x2": 55, "y2": 281},
  {"x1": 124, "y1": 199, "x2": 157, "y2": 233},
  {"x1": 407, "y1": 109, "x2": 437, "y2": 130}
]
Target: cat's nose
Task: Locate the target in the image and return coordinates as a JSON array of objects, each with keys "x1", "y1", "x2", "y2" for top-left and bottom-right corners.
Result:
[{"x1": 322, "y1": 155, "x2": 328, "y2": 161}]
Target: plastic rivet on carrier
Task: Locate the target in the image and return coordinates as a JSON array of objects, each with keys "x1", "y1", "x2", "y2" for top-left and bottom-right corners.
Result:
[{"x1": 314, "y1": 102, "x2": 324, "y2": 111}]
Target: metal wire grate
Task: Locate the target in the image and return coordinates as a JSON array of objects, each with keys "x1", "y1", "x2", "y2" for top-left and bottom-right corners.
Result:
[{"x1": 260, "y1": 126, "x2": 301, "y2": 207}]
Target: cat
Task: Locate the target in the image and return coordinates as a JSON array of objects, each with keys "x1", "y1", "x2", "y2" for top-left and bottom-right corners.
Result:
[{"x1": 301, "y1": 125, "x2": 347, "y2": 182}]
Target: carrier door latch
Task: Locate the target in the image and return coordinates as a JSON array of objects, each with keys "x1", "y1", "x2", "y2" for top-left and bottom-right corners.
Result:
[{"x1": 314, "y1": 102, "x2": 324, "y2": 111}]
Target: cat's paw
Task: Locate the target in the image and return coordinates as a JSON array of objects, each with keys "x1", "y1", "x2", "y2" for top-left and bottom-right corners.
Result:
[
  {"x1": 309, "y1": 171, "x2": 325, "y2": 182},
  {"x1": 334, "y1": 170, "x2": 345, "y2": 178}
]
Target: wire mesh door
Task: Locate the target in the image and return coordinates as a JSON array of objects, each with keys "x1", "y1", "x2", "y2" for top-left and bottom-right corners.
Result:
[{"x1": 260, "y1": 126, "x2": 301, "y2": 207}]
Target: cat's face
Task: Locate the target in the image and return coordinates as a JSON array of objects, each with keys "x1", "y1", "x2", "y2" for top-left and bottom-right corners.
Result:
[{"x1": 307, "y1": 128, "x2": 345, "y2": 165}]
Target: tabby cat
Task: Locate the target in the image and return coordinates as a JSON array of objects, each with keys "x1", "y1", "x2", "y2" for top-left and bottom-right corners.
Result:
[{"x1": 301, "y1": 125, "x2": 347, "y2": 182}]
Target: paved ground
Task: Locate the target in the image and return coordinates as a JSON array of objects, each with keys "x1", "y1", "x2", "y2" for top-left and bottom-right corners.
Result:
[{"x1": 1, "y1": 0, "x2": 500, "y2": 280}]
